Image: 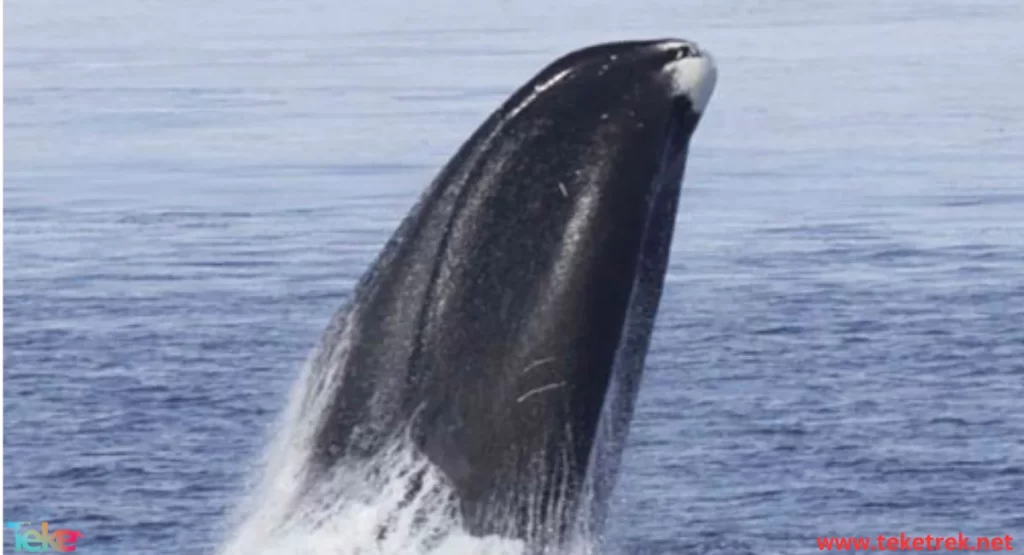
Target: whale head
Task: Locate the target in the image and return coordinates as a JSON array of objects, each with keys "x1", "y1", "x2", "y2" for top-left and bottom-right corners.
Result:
[{"x1": 302, "y1": 38, "x2": 718, "y2": 547}]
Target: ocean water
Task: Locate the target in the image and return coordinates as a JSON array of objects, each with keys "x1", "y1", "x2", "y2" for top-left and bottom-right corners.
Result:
[{"x1": 4, "y1": 0, "x2": 1024, "y2": 553}]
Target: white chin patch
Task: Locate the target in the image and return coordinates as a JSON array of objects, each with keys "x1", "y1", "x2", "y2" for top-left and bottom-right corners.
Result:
[{"x1": 664, "y1": 48, "x2": 717, "y2": 114}]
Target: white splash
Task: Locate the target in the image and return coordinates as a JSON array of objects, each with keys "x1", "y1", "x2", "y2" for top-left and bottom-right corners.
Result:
[{"x1": 217, "y1": 308, "x2": 601, "y2": 555}]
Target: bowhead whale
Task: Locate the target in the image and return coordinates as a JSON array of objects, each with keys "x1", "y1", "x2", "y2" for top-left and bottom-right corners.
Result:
[{"x1": 294, "y1": 38, "x2": 716, "y2": 549}]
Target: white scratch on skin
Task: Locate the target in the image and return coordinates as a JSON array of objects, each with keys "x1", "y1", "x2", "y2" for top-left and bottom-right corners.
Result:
[
  {"x1": 534, "y1": 68, "x2": 573, "y2": 93},
  {"x1": 522, "y1": 357, "x2": 557, "y2": 374},
  {"x1": 517, "y1": 381, "x2": 567, "y2": 403},
  {"x1": 558, "y1": 183, "x2": 568, "y2": 198},
  {"x1": 505, "y1": 68, "x2": 574, "y2": 122}
]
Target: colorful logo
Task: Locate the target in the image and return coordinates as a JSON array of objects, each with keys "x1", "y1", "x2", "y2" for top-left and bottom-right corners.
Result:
[{"x1": 4, "y1": 522, "x2": 83, "y2": 552}]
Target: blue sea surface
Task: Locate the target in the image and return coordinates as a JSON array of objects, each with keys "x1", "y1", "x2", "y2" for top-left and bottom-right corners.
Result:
[{"x1": 4, "y1": 1, "x2": 1023, "y2": 553}]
